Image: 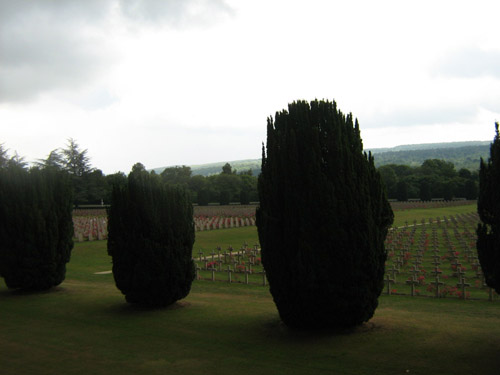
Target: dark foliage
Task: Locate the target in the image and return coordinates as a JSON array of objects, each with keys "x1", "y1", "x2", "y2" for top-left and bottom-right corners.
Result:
[
  {"x1": 0, "y1": 167, "x2": 74, "y2": 290},
  {"x1": 197, "y1": 189, "x2": 210, "y2": 206},
  {"x1": 219, "y1": 190, "x2": 230, "y2": 206},
  {"x1": 419, "y1": 179, "x2": 432, "y2": 201},
  {"x1": 379, "y1": 160, "x2": 478, "y2": 201},
  {"x1": 477, "y1": 122, "x2": 500, "y2": 294},
  {"x1": 107, "y1": 163, "x2": 195, "y2": 307},
  {"x1": 240, "y1": 189, "x2": 250, "y2": 205},
  {"x1": 256, "y1": 99, "x2": 394, "y2": 329},
  {"x1": 395, "y1": 180, "x2": 409, "y2": 201}
]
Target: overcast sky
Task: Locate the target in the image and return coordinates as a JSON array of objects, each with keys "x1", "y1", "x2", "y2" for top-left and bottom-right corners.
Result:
[{"x1": 1, "y1": 0, "x2": 499, "y2": 174}]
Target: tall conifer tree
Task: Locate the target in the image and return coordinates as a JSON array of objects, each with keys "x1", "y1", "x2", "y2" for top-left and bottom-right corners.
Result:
[
  {"x1": 256, "y1": 99, "x2": 393, "y2": 329},
  {"x1": 477, "y1": 122, "x2": 500, "y2": 294},
  {"x1": 0, "y1": 167, "x2": 74, "y2": 290},
  {"x1": 107, "y1": 163, "x2": 195, "y2": 307}
]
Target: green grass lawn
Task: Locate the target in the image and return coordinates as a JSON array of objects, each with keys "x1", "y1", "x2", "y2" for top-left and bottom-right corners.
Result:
[
  {"x1": 2, "y1": 203, "x2": 500, "y2": 375},
  {"x1": 194, "y1": 225, "x2": 258, "y2": 256},
  {"x1": 391, "y1": 203, "x2": 476, "y2": 227}
]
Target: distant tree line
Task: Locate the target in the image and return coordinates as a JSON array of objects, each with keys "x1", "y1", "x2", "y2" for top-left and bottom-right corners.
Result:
[
  {"x1": 153, "y1": 160, "x2": 261, "y2": 178},
  {"x1": 158, "y1": 162, "x2": 258, "y2": 206},
  {"x1": 1, "y1": 139, "x2": 126, "y2": 206},
  {"x1": 378, "y1": 159, "x2": 478, "y2": 201},
  {"x1": 1, "y1": 140, "x2": 479, "y2": 205},
  {"x1": 2, "y1": 140, "x2": 258, "y2": 206}
]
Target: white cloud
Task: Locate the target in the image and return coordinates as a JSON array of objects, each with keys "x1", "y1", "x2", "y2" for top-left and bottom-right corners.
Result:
[
  {"x1": 118, "y1": 0, "x2": 233, "y2": 26},
  {"x1": 433, "y1": 47, "x2": 500, "y2": 79},
  {"x1": 1, "y1": 0, "x2": 500, "y2": 173},
  {"x1": 0, "y1": 0, "x2": 233, "y2": 103}
]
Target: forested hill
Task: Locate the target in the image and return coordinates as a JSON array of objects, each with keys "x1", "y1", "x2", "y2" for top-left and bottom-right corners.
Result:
[
  {"x1": 369, "y1": 140, "x2": 490, "y2": 153},
  {"x1": 370, "y1": 143, "x2": 490, "y2": 170},
  {"x1": 152, "y1": 141, "x2": 491, "y2": 176}
]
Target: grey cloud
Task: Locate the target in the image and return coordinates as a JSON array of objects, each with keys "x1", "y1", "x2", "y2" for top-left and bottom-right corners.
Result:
[
  {"x1": 0, "y1": 1, "x2": 107, "y2": 25},
  {"x1": 0, "y1": 0, "x2": 114, "y2": 103},
  {"x1": 118, "y1": 0, "x2": 233, "y2": 26},
  {"x1": 433, "y1": 47, "x2": 500, "y2": 79},
  {"x1": 0, "y1": 0, "x2": 233, "y2": 103}
]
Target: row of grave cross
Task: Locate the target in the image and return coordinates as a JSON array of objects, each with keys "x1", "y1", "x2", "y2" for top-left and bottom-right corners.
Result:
[
  {"x1": 383, "y1": 213, "x2": 495, "y2": 299},
  {"x1": 194, "y1": 244, "x2": 267, "y2": 286},
  {"x1": 197, "y1": 244, "x2": 261, "y2": 265},
  {"x1": 385, "y1": 263, "x2": 494, "y2": 300},
  {"x1": 195, "y1": 265, "x2": 267, "y2": 286}
]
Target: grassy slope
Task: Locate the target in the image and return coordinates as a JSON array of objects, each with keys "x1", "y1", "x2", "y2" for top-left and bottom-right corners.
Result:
[{"x1": 2, "y1": 203, "x2": 500, "y2": 375}]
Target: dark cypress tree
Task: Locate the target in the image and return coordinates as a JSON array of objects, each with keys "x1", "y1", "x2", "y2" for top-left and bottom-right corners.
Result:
[
  {"x1": 419, "y1": 179, "x2": 432, "y2": 201},
  {"x1": 256, "y1": 99, "x2": 394, "y2": 329},
  {"x1": 464, "y1": 179, "x2": 477, "y2": 200},
  {"x1": 240, "y1": 189, "x2": 250, "y2": 205},
  {"x1": 107, "y1": 163, "x2": 195, "y2": 307},
  {"x1": 219, "y1": 190, "x2": 230, "y2": 205},
  {"x1": 197, "y1": 189, "x2": 210, "y2": 206},
  {"x1": 477, "y1": 122, "x2": 500, "y2": 294},
  {"x1": 0, "y1": 167, "x2": 74, "y2": 290},
  {"x1": 396, "y1": 180, "x2": 408, "y2": 201}
]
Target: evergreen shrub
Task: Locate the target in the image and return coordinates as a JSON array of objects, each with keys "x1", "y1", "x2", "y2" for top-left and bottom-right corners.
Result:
[
  {"x1": 107, "y1": 164, "x2": 195, "y2": 307},
  {"x1": 256, "y1": 99, "x2": 394, "y2": 329},
  {"x1": 0, "y1": 167, "x2": 74, "y2": 290}
]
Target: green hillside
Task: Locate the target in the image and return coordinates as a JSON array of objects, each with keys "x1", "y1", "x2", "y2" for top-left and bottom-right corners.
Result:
[
  {"x1": 371, "y1": 144, "x2": 489, "y2": 170},
  {"x1": 370, "y1": 140, "x2": 490, "y2": 153},
  {"x1": 151, "y1": 141, "x2": 491, "y2": 176}
]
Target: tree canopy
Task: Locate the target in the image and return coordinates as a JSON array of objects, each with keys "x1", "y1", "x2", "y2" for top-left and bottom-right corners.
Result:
[
  {"x1": 378, "y1": 159, "x2": 478, "y2": 201},
  {"x1": 60, "y1": 138, "x2": 92, "y2": 176}
]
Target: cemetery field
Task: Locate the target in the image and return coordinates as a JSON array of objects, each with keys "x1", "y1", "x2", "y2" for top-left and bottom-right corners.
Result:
[
  {"x1": 2, "y1": 202, "x2": 500, "y2": 374},
  {"x1": 193, "y1": 203, "x2": 477, "y2": 254},
  {"x1": 71, "y1": 202, "x2": 475, "y2": 241}
]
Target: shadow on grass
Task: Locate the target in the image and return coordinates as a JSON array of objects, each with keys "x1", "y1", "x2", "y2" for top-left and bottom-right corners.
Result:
[
  {"x1": 259, "y1": 317, "x2": 383, "y2": 342},
  {"x1": 105, "y1": 300, "x2": 191, "y2": 315},
  {"x1": 0, "y1": 285, "x2": 67, "y2": 298}
]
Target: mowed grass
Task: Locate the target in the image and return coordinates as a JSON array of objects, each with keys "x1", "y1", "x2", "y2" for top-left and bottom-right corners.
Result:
[
  {"x1": 2, "y1": 203, "x2": 500, "y2": 375},
  {"x1": 194, "y1": 225, "x2": 258, "y2": 256},
  {"x1": 392, "y1": 203, "x2": 477, "y2": 228}
]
